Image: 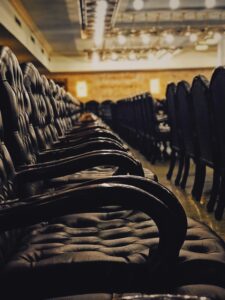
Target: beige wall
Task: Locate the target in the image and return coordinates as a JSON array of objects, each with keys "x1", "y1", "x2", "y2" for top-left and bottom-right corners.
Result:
[{"x1": 48, "y1": 68, "x2": 213, "y2": 103}]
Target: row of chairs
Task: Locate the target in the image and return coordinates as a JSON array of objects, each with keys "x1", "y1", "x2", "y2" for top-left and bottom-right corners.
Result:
[
  {"x1": 0, "y1": 46, "x2": 224, "y2": 299},
  {"x1": 102, "y1": 93, "x2": 170, "y2": 164},
  {"x1": 166, "y1": 68, "x2": 225, "y2": 220}
]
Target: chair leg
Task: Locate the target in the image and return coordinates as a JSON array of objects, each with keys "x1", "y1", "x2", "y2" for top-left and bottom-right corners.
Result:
[
  {"x1": 175, "y1": 154, "x2": 184, "y2": 186},
  {"x1": 180, "y1": 156, "x2": 190, "y2": 189},
  {"x1": 215, "y1": 172, "x2": 225, "y2": 220},
  {"x1": 167, "y1": 150, "x2": 176, "y2": 180},
  {"x1": 192, "y1": 161, "x2": 200, "y2": 197},
  {"x1": 192, "y1": 163, "x2": 206, "y2": 202},
  {"x1": 207, "y1": 170, "x2": 221, "y2": 212},
  {"x1": 150, "y1": 142, "x2": 158, "y2": 164}
]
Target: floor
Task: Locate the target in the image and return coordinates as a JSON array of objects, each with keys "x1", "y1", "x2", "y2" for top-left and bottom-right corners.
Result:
[{"x1": 131, "y1": 148, "x2": 225, "y2": 241}]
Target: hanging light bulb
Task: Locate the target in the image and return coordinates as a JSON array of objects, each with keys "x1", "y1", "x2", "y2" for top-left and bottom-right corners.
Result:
[
  {"x1": 141, "y1": 33, "x2": 151, "y2": 45},
  {"x1": 147, "y1": 52, "x2": 155, "y2": 60},
  {"x1": 92, "y1": 52, "x2": 100, "y2": 64},
  {"x1": 214, "y1": 32, "x2": 222, "y2": 42},
  {"x1": 164, "y1": 33, "x2": 175, "y2": 44},
  {"x1": 111, "y1": 52, "x2": 118, "y2": 61},
  {"x1": 189, "y1": 33, "x2": 198, "y2": 43},
  {"x1": 118, "y1": 34, "x2": 127, "y2": 45},
  {"x1": 205, "y1": 0, "x2": 216, "y2": 9},
  {"x1": 128, "y1": 51, "x2": 136, "y2": 60},
  {"x1": 133, "y1": 0, "x2": 144, "y2": 11},
  {"x1": 195, "y1": 44, "x2": 209, "y2": 51},
  {"x1": 169, "y1": 0, "x2": 180, "y2": 10}
]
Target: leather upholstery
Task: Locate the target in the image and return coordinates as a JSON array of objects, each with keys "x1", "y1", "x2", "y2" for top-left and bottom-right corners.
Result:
[
  {"x1": 0, "y1": 210, "x2": 224, "y2": 298},
  {"x1": 0, "y1": 46, "x2": 38, "y2": 167}
]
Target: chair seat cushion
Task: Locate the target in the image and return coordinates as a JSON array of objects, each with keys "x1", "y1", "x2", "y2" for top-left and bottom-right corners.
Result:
[
  {"x1": 0, "y1": 208, "x2": 224, "y2": 299},
  {"x1": 46, "y1": 167, "x2": 156, "y2": 188}
]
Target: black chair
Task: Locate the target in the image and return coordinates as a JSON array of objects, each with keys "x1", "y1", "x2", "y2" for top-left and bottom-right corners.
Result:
[
  {"x1": 0, "y1": 111, "x2": 188, "y2": 297},
  {"x1": 85, "y1": 100, "x2": 100, "y2": 116},
  {"x1": 209, "y1": 67, "x2": 225, "y2": 219},
  {"x1": 191, "y1": 75, "x2": 220, "y2": 207},
  {"x1": 99, "y1": 100, "x2": 114, "y2": 127},
  {"x1": 176, "y1": 81, "x2": 196, "y2": 190},
  {"x1": 0, "y1": 118, "x2": 224, "y2": 299},
  {"x1": 166, "y1": 83, "x2": 184, "y2": 185}
]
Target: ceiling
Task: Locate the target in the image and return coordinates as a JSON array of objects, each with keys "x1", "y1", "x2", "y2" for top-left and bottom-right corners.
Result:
[{"x1": 2, "y1": 0, "x2": 225, "y2": 71}]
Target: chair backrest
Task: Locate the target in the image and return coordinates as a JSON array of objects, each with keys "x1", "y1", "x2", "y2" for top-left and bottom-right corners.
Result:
[
  {"x1": 166, "y1": 83, "x2": 181, "y2": 151},
  {"x1": 22, "y1": 62, "x2": 55, "y2": 151},
  {"x1": 0, "y1": 46, "x2": 38, "y2": 167},
  {"x1": 191, "y1": 75, "x2": 214, "y2": 165},
  {"x1": 209, "y1": 67, "x2": 225, "y2": 167},
  {"x1": 143, "y1": 92, "x2": 157, "y2": 137},
  {"x1": 99, "y1": 100, "x2": 113, "y2": 125},
  {"x1": 49, "y1": 79, "x2": 65, "y2": 136},
  {"x1": 85, "y1": 100, "x2": 99, "y2": 115},
  {"x1": 176, "y1": 81, "x2": 195, "y2": 157},
  {"x1": 41, "y1": 75, "x2": 59, "y2": 142}
]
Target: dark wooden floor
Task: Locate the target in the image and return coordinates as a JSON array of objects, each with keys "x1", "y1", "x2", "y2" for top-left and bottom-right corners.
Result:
[{"x1": 131, "y1": 148, "x2": 225, "y2": 241}]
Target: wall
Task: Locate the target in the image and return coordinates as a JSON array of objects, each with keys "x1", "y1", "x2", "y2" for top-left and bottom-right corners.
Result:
[{"x1": 48, "y1": 68, "x2": 213, "y2": 103}]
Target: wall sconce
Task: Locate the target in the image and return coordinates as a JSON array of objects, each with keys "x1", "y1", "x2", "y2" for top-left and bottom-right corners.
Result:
[
  {"x1": 150, "y1": 79, "x2": 160, "y2": 95},
  {"x1": 76, "y1": 81, "x2": 88, "y2": 98}
]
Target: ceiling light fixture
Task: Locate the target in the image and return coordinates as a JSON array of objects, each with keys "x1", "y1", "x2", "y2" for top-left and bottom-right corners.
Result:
[
  {"x1": 111, "y1": 52, "x2": 118, "y2": 61},
  {"x1": 93, "y1": 0, "x2": 108, "y2": 48},
  {"x1": 148, "y1": 52, "x2": 155, "y2": 60},
  {"x1": 92, "y1": 51, "x2": 100, "y2": 64},
  {"x1": 205, "y1": 0, "x2": 216, "y2": 9},
  {"x1": 195, "y1": 44, "x2": 209, "y2": 51},
  {"x1": 214, "y1": 32, "x2": 222, "y2": 42},
  {"x1": 118, "y1": 34, "x2": 127, "y2": 45},
  {"x1": 164, "y1": 33, "x2": 175, "y2": 44},
  {"x1": 169, "y1": 0, "x2": 180, "y2": 10},
  {"x1": 133, "y1": 0, "x2": 144, "y2": 11},
  {"x1": 189, "y1": 33, "x2": 198, "y2": 43},
  {"x1": 141, "y1": 33, "x2": 151, "y2": 45},
  {"x1": 128, "y1": 51, "x2": 136, "y2": 60}
]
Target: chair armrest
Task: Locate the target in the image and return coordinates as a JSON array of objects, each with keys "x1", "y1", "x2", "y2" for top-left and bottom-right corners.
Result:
[
  {"x1": 0, "y1": 183, "x2": 186, "y2": 272},
  {"x1": 58, "y1": 129, "x2": 122, "y2": 145},
  {"x1": 38, "y1": 140, "x2": 127, "y2": 162},
  {"x1": 16, "y1": 150, "x2": 144, "y2": 183},
  {"x1": 51, "y1": 136, "x2": 124, "y2": 149}
]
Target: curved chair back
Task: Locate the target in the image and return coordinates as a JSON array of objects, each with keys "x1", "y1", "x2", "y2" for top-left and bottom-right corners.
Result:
[
  {"x1": 191, "y1": 75, "x2": 214, "y2": 165},
  {"x1": 166, "y1": 83, "x2": 180, "y2": 151},
  {"x1": 176, "y1": 81, "x2": 195, "y2": 157},
  {"x1": 85, "y1": 100, "x2": 99, "y2": 115},
  {"x1": 209, "y1": 67, "x2": 225, "y2": 168},
  {"x1": 0, "y1": 46, "x2": 38, "y2": 167}
]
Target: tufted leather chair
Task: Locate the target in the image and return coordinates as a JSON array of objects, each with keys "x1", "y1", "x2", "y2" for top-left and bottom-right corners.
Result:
[
  {"x1": 166, "y1": 83, "x2": 182, "y2": 181},
  {"x1": 0, "y1": 143, "x2": 190, "y2": 299},
  {"x1": 0, "y1": 169, "x2": 224, "y2": 299},
  {"x1": 191, "y1": 75, "x2": 220, "y2": 212},
  {"x1": 0, "y1": 135, "x2": 223, "y2": 299}
]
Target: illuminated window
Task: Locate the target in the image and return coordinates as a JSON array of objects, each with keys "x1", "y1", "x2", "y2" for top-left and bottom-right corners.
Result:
[
  {"x1": 76, "y1": 81, "x2": 88, "y2": 98},
  {"x1": 150, "y1": 79, "x2": 160, "y2": 95}
]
